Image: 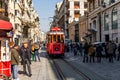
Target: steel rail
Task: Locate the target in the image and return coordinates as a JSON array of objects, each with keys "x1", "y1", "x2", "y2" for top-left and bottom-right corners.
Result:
[
  {"x1": 63, "y1": 59, "x2": 91, "y2": 80},
  {"x1": 53, "y1": 60, "x2": 66, "y2": 80}
]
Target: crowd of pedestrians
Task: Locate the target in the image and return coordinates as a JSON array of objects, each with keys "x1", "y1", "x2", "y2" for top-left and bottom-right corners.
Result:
[
  {"x1": 10, "y1": 41, "x2": 42, "y2": 80},
  {"x1": 66, "y1": 41, "x2": 120, "y2": 63}
]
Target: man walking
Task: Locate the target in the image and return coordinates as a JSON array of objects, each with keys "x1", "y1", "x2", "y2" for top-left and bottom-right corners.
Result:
[
  {"x1": 11, "y1": 44, "x2": 20, "y2": 80},
  {"x1": 20, "y1": 42, "x2": 32, "y2": 77},
  {"x1": 83, "y1": 42, "x2": 89, "y2": 63}
]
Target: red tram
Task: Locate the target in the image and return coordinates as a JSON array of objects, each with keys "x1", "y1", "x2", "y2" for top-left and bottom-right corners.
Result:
[{"x1": 46, "y1": 26, "x2": 65, "y2": 56}]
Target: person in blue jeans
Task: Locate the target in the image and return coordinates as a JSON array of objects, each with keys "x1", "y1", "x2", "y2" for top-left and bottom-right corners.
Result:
[
  {"x1": 34, "y1": 43, "x2": 40, "y2": 62},
  {"x1": 11, "y1": 44, "x2": 20, "y2": 80}
]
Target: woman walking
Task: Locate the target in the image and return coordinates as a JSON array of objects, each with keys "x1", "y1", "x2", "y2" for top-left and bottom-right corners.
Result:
[{"x1": 89, "y1": 44, "x2": 95, "y2": 63}]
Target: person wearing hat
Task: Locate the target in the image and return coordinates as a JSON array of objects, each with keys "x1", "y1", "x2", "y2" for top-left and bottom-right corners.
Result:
[
  {"x1": 20, "y1": 42, "x2": 32, "y2": 77},
  {"x1": 11, "y1": 44, "x2": 20, "y2": 80}
]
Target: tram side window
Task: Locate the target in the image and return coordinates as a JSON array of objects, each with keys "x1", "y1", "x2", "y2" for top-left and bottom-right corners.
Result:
[
  {"x1": 48, "y1": 35, "x2": 52, "y2": 43},
  {"x1": 61, "y1": 35, "x2": 64, "y2": 43}
]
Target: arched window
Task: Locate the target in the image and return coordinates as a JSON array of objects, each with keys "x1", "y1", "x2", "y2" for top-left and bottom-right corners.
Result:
[
  {"x1": 112, "y1": 8, "x2": 118, "y2": 29},
  {"x1": 104, "y1": 13, "x2": 109, "y2": 31}
]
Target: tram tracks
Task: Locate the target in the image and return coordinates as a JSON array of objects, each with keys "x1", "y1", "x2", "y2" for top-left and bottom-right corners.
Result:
[
  {"x1": 53, "y1": 60, "x2": 66, "y2": 80},
  {"x1": 52, "y1": 58, "x2": 91, "y2": 80},
  {"x1": 63, "y1": 59, "x2": 91, "y2": 80}
]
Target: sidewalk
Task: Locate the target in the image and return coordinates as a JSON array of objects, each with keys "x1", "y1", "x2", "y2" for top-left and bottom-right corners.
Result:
[
  {"x1": 65, "y1": 51, "x2": 120, "y2": 80},
  {"x1": 18, "y1": 49, "x2": 58, "y2": 80}
]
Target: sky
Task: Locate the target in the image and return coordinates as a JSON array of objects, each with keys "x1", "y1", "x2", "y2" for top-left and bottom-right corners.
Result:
[{"x1": 33, "y1": 0, "x2": 62, "y2": 32}]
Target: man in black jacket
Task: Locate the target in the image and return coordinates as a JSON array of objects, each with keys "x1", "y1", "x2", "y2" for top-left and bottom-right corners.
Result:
[{"x1": 20, "y1": 42, "x2": 32, "y2": 77}]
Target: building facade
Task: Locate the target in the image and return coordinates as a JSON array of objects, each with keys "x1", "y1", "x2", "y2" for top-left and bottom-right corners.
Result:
[
  {"x1": 87, "y1": 0, "x2": 102, "y2": 42},
  {"x1": 8, "y1": 0, "x2": 41, "y2": 45},
  {"x1": 101, "y1": 0, "x2": 120, "y2": 43},
  {"x1": 54, "y1": 0, "x2": 87, "y2": 41},
  {"x1": 88, "y1": 0, "x2": 120, "y2": 43}
]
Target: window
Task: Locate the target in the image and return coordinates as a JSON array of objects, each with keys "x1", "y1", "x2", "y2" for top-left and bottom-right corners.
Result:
[
  {"x1": 15, "y1": 0, "x2": 20, "y2": 3},
  {"x1": 0, "y1": 1, "x2": 2, "y2": 8},
  {"x1": 104, "y1": 0, "x2": 110, "y2": 5},
  {"x1": 112, "y1": 8, "x2": 118, "y2": 29},
  {"x1": 104, "y1": 13, "x2": 109, "y2": 31},
  {"x1": 93, "y1": 20, "x2": 96, "y2": 29},
  {"x1": 74, "y1": 1, "x2": 79, "y2": 9},
  {"x1": 93, "y1": 0, "x2": 95, "y2": 9},
  {"x1": 110, "y1": 0, "x2": 115, "y2": 3},
  {"x1": 15, "y1": 10, "x2": 17, "y2": 16}
]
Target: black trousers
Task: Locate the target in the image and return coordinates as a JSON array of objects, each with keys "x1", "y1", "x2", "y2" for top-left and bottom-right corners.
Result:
[
  {"x1": 83, "y1": 52, "x2": 88, "y2": 62},
  {"x1": 117, "y1": 52, "x2": 120, "y2": 61},
  {"x1": 89, "y1": 55, "x2": 95, "y2": 62},
  {"x1": 108, "y1": 54, "x2": 113, "y2": 62},
  {"x1": 23, "y1": 59, "x2": 31, "y2": 75}
]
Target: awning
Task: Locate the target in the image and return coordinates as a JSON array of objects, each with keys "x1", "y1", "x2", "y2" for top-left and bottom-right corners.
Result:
[{"x1": 0, "y1": 20, "x2": 13, "y2": 31}]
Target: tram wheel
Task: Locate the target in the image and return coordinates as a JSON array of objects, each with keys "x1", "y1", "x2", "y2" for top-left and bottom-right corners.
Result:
[{"x1": 0, "y1": 74, "x2": 8, "y2": 80}]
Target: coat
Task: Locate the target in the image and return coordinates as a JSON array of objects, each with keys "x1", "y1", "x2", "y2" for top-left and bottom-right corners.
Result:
[
  {"x1": 20, "y1": 47, "x2": 31, "y2": 64},
  {"x1": 89, "y1": 46, "x2": 95, "y2": 56},
  {"x1": 107, "y1": 43, "x2": 114, "y2": 54},
  {"x1": 11, "y1": 48, "x2": 20, "y2": 65},
  {"x1": 83, "y1": 43, "x2": 89, "y2": 54}
]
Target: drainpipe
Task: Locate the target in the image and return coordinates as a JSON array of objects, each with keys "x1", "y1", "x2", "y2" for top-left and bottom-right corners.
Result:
[
  {"x1": 98, "y1": 13, "x2": 102, "y2": 42},
  {"x1": 64, "y1": 0, "x2": 67, "y2": 38}
]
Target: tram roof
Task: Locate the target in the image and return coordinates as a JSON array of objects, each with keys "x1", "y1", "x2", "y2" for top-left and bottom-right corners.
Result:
[{"x1": 47, "y1": 31, "x2": 64, "y2": 35}]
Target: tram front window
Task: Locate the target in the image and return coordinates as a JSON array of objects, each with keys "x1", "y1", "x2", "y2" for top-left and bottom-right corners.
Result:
[
  {"x1": 53, "y1": 35, "x2": 56, "y2": 42},
  {"x1": 57, "y1": 35, "x2": 60, "y2": 43}
]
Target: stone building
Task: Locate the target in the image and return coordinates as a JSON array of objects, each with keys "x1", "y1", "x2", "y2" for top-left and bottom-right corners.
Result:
[
  {"x1": 54, "y1": 0, "x2": 87, "y2": 42},
  {"x1": 87, "y1": 0, "x2": 120, "y2": 43},
  {"x1": 8, "y1": 0, "x2": 41, "y2": 44},
  {"x1": 87, "y1": 0, "x2": 102, "y2": 42},
  {"x1": 101, "y1": 0, "x2": 120, "y2": 43}
]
